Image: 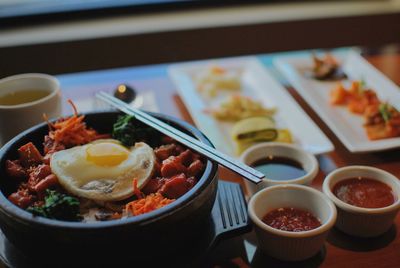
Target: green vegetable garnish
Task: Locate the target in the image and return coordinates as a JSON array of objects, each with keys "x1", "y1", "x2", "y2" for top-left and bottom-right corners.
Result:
[
  {"x1": 360, "y1": 78, "x2": 367, "y2": 89},
  {"x1": 27, "y1": 190, "x2": 81, "y2": 221},
  {"x1": 379, "y1": 103, "x2": 391, "y2": 123},
  {"x1": 358, "y1": 79, "x2": 367, "y2": 95},
  {"x1": 112, "y1": 115, "x2": 159, "y2": 146}
]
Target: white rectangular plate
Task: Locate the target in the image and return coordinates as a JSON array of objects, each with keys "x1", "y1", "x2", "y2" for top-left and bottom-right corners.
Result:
[
  {"x1": 274, "y1": 50, "x2": 400, "y2": 153},
  {"x1": 168, "y1": 56, "x2": 333, "y2": 157}
]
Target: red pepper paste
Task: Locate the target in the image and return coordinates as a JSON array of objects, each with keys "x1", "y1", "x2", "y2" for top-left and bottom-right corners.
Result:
[{"x1": 262, "y1": 207, "x2": 321, "y2": 232}]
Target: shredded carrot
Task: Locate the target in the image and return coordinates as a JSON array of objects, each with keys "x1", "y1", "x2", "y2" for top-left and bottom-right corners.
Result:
[
  {"x1": 125, "y1": 193, "x2": 175, "y2": 216},
  {"x1": 126, "y1": 179, "x2": 174, "y2": 216},
  {"x1": 43, "y1": 113, "x2": 56, "y2": 129},
  {"x1": 68, "y1": 99, "x2": 78, "y2": 116},
  {"x1": 45, "y1": 99, "x2": 104, "y2": 147}
]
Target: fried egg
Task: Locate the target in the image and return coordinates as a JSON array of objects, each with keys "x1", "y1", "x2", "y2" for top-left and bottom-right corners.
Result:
[{"x1": 50, "y1": 139, "x2": 155, "y2": 201}]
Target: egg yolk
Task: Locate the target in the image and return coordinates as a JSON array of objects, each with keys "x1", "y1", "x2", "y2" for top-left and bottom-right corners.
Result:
[{"x1": 86, "y1": 142, "x2": 129, "y2": 166}]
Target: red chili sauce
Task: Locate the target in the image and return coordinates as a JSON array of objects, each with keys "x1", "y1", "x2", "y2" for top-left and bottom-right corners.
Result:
[
  {"x1": 262, "y1": 207, "x2": 321, "y2": 232},
  {"x1": 333, "y1": 177, "x2": 395, "y2": 208}
]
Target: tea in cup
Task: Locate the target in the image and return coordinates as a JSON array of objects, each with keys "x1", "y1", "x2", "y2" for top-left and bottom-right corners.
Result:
[{"x1": 0, "y1": 73, "x2": 61, "y2": 145}]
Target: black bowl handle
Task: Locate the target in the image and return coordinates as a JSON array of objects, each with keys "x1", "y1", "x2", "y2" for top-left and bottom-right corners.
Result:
[{"x1": 211, "y1": 181, "x2": 252, "y2": 245}]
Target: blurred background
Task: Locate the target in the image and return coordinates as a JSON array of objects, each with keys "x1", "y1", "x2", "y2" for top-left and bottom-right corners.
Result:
[{"x1": 1, "y1": 0, "x2": 400, "y2": 76}]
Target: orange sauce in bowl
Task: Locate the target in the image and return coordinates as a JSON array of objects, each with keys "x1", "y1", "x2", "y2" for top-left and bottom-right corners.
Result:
[{"x1": 333, "y1": 177, "x2": 395, "y2": 208}]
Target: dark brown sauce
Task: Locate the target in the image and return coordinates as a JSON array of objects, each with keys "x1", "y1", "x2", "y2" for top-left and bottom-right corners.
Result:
[
  {"x1": 333, "y1": 177, "x2": 395, "y2": 208},
  {"x1": 251, "y1": 156, "x2": 306, "y2": 181}
]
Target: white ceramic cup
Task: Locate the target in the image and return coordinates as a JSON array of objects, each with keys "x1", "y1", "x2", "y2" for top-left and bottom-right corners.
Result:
[
  {"x1": 0, "y1": 73, "x2": 61, "y2": 146},
  {"x1": 323, "y1": 166, "x2": 400, "y2": 237},
  {"x1": 240, "y1": 142, "x2": 319, "y2": 196},
  {"x1": 248, "y1": 184, "x2": 337, "y2": 261}
]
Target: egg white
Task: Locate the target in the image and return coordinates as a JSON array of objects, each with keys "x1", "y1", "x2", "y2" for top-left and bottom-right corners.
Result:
[{"x1": 50, "y1": 140, "x2": 155, "y2": 201}]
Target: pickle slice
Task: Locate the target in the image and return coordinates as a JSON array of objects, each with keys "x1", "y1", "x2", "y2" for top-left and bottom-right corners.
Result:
[
  {"x1": 231, "y1": 116, "x2": 277, "y2": 143},
  {"x1": 231, "y1": 117, "x2": 293, "y2": 155}
]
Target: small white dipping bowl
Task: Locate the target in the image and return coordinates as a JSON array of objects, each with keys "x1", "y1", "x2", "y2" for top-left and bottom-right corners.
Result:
[
  {"x1": 240, "y1": 142, "x2": 318, "y2": 195},
  {"x1": 323, "y1": 166, "x2": 400, "y2": 237},
  {"x1": 248, "y1": 184, "x2": 337, "y2": 261}
]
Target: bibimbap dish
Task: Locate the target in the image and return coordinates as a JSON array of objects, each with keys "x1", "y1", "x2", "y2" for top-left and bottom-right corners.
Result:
[
  {"x1": 0, "y1": 105, "x2": 218, "y2": 265},
  {"x1": 6, "y1": 101, "x2": 206, "y2": 222}
]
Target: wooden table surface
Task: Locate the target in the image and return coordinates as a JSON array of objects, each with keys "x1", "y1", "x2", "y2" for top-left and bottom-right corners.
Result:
[{"x1": 55, "y1": 49, "x2": 400, "y2": 267}]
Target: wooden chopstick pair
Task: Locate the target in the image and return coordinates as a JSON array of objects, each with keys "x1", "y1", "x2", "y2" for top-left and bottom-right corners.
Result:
[{"x1": 96, "y1": 92, "x2": 264, "y2": 184}]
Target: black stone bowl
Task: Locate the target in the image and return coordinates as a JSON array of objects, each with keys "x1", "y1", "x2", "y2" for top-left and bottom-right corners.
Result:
[{"x1": 0, "y1": 111, "x2": 218, "y2": 267}]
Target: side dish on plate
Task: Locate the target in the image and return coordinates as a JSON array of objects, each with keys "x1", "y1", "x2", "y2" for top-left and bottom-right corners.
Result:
[
  {"x1": 206, "y1": 94, "x2": 276, "y2": 121},
  {"x1": 5, "y1": 101, "x2": 205, "y2": 222},
  {"x1": 274, "y1": 50, "x2": 400, "y2": 152},
  {"x1": 330, "y1": 81, "x2": 400, "y2": 140},
  {"x1": 231, "y1": 116, "x2": 292, "y2": 154},
  {"x1": 205, "y1": 94, "x2": 293, "y2": 154},
  {"x1": 310, "y1": 52, "x2": 346, "y2": 80},
  {"x1": 364, "y1": 103, "x2": 400, "y2": 140},
  {"x1": 194, "y1": 66, "x2": 241, "y2": 97}
]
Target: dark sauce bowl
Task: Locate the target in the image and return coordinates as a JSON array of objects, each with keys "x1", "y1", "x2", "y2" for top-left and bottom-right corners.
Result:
[
  {"x1": 0, "y1": 111, "x2": 218, "y2": 266},
  {"x1": 240, "y1": 142, "x2": 318, "y2": 196}
]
